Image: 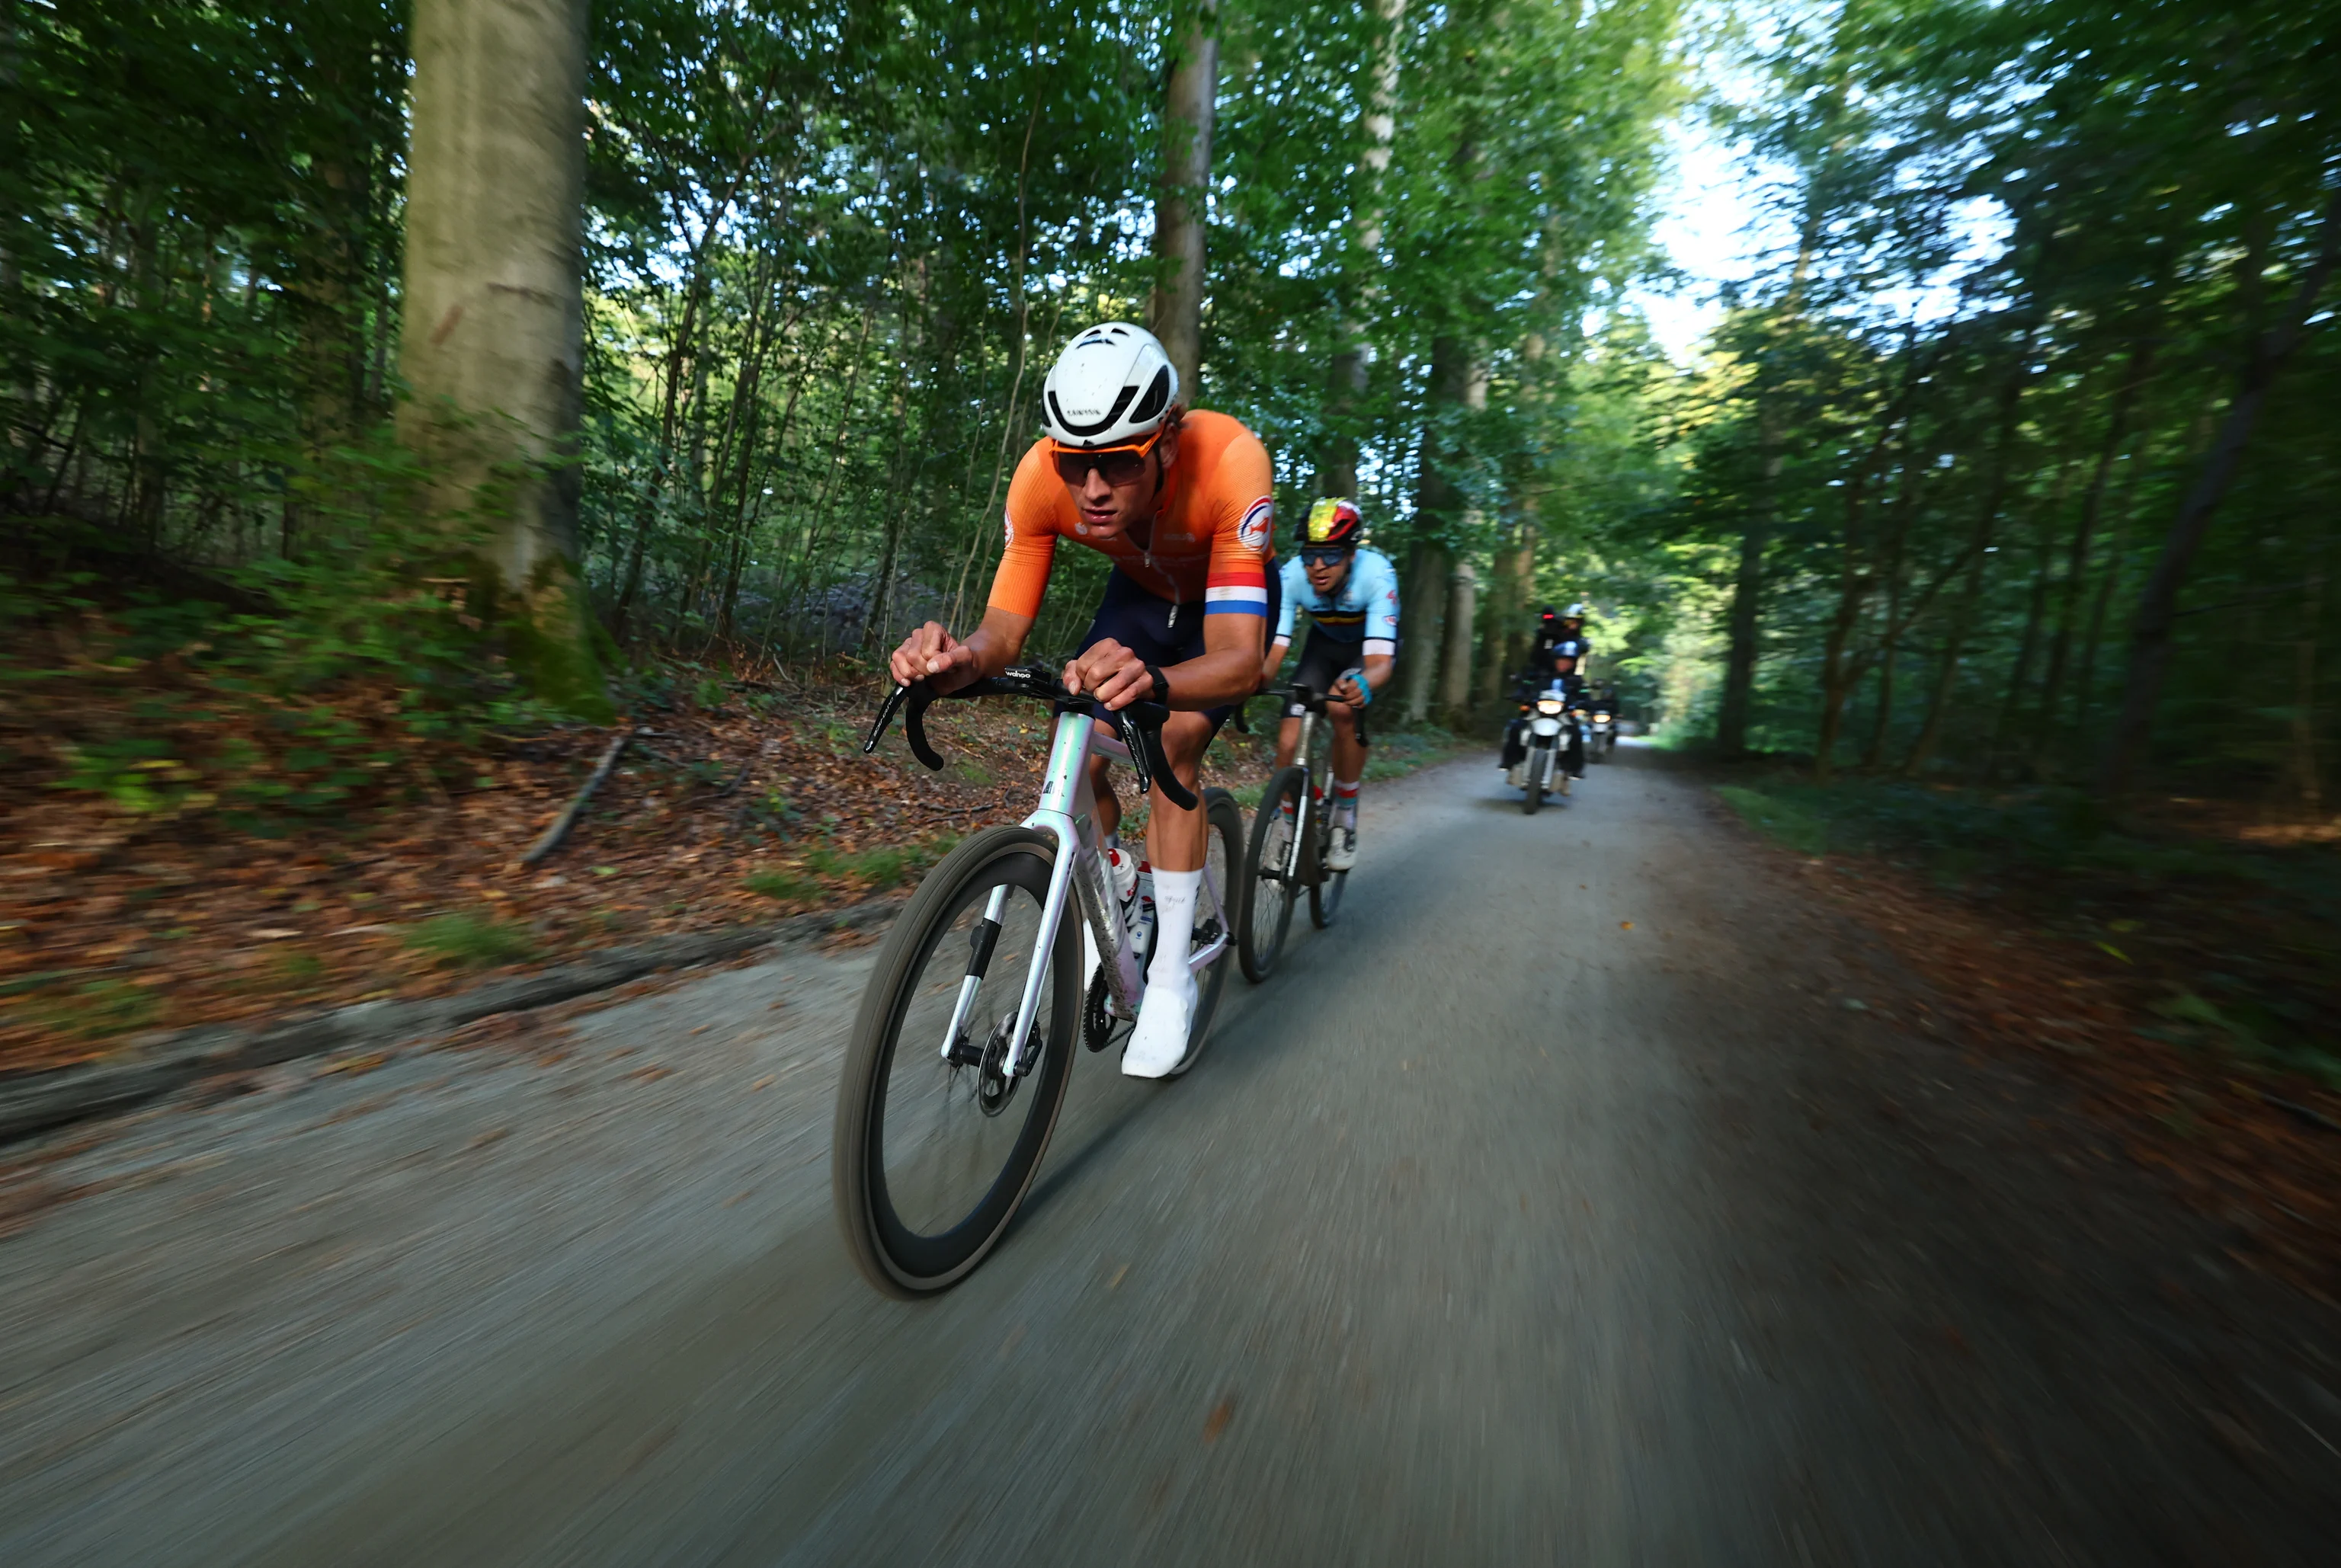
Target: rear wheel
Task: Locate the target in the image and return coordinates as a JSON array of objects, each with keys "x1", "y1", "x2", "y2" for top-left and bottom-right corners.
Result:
[
  {"x1": 1238, "y1": 766, "x2": 1305, "y2": 982},
  {"x1": 1168, "y1": 789, "x2": 1243, "y2": 1075},
  {"x1": 831, "y1": 826, "x2": 1078, "y2": 1297}
]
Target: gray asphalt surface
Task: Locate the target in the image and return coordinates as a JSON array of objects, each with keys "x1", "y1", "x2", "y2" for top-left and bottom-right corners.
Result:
[{"x1": 5, "y1": 746, "x2": 2339, "y2": 1565}]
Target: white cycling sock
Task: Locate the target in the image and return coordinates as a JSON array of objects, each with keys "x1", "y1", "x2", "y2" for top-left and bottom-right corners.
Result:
[
  {"x1": 1331, "y1": 777, "x2": 1360, "y2": 827},
  {"x1": 1125, "y1": 866, "x2": 1203, "y2": 1077},
  {"x1": 1145, "y1": 867, "x2": 1201, "y2": 1001}
]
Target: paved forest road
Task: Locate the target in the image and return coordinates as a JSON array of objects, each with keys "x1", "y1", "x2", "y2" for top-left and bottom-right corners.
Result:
[{"x1": 5, "y1": 747, "x2": 2339, "y2": 1565}]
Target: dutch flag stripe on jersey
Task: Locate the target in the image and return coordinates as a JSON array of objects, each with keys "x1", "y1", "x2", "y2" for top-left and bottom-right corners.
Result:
[{"x1": 1204, "y1": 568, "x2": 1269, "y2": 615}]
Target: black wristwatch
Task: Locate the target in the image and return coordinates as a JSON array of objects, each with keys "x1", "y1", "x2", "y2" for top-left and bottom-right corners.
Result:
[{"x1": 1142, "y1": 664, "x2": 1170, "y2": 705}]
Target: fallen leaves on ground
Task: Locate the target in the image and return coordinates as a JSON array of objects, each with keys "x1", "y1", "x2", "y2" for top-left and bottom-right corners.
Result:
[
  {"x1": 1715, "y1": 795, "x2": 2341, "y2": 1303},
  {"x1": 2, "y1": 666, "x2": 1310, "y2": 1075}
]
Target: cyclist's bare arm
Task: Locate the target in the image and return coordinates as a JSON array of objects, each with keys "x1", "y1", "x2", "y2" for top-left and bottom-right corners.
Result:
[
  {"x1": 1065, "y1": 613, "x2": 1264, "y2": 714},
  {"x1": 1260, "y1": 635, "x2": 1290, "y2": 689},
  {"x1": 888, "y1": 606, "x2": 1035, "y2": 693}
]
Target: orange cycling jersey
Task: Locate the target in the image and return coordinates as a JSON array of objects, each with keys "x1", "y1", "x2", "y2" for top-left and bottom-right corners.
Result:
[{"x1": 988, "y1": 409, "x2": 1274, "y2": 625}]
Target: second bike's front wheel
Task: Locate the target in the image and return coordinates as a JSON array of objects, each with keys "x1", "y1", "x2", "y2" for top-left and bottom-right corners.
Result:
[
  {"x1": 831, "y1": 826, "x2": 1080, "y2": 1297},
  {"x1": 1238, "y1": 766, "x2": 1305, "y2": 982},
  {"x1": 1168, "y1": 788, "x2": 1244, "y2": 1075},
  {"x1": 1308, "y1": 812, "x2": 1346, "y2": 929}
]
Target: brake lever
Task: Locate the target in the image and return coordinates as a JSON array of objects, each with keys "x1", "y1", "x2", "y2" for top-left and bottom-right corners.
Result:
[
  {"x1": 1115, "y1": 700, "x2": 1198, "y2": 811},
  {"x1": 863, "y1": 683, "x2": 914, "y2": 755}
]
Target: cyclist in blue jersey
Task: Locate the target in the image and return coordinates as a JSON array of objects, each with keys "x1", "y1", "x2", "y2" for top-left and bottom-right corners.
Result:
[{"x1": 1258, "y1": 498, "x2": 1399, "y2": 872}]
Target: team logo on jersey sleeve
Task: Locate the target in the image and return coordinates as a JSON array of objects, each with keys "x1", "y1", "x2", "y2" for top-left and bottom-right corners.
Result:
[
  {"x1": 1238, "y1": 498, "x2": 1273, "y2": 552},
  {"x1": 1003, "y1": 509, "x2": 1015, "y2": 546}
]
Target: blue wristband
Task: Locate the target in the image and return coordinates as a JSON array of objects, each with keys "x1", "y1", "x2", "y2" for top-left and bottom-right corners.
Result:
[{"x1": 1341, "y1": 667, "x2": 1372, "y2": 706}]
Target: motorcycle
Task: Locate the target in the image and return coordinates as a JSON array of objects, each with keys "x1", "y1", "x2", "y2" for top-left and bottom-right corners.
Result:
[
  {"x1": 1512, "y1": 682, "x2": 1574, "y2": 814},
  {"x1": 1584, "y1": 696, "x2": 1617, "y2": 762}
]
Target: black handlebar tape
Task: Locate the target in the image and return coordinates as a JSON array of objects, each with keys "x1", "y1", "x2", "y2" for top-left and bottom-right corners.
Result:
[{"x1": 902, "y1": 685, "x2": 946, "y2": 770}]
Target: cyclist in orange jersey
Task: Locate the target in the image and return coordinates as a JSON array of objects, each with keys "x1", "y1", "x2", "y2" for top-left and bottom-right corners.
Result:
[{"x1": 889, "y1": 323, "x2": 1279, "y2": 1077}]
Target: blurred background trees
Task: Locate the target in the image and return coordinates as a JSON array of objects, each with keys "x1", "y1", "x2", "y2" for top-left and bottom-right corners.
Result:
[{"x1": 5, "y1": 0, "x2": 2335, "y2": 810}]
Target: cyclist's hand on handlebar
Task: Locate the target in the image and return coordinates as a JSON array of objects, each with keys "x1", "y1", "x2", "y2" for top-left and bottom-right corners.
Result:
[
  {"x1": 891, "y1": 622, "x2": 977, "y2": 691},
  {"x1": 1062, "y1": 638, "x2": 1158, "y2": 712},
  {"x1": 1331, "y1": 672, "x2": 1367, "y2": 708}
]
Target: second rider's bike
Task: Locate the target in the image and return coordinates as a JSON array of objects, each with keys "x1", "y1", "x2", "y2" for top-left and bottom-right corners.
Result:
[
  {"x1": 831, "y1": 667, "x2": 1242, "y2": 1296},
  {"x1": 1238, "y1": 680, "x2": 1363, "y2": 981}
]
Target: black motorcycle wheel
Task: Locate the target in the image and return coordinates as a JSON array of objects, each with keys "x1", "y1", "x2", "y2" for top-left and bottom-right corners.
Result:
[{"x1": 1524, "y1": 750, "x2": 1545, "y2": 815}]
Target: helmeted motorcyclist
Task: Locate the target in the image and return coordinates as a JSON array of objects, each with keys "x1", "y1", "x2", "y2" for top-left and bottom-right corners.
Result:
[{"x1": 1501, "y1": 603, "x2": 1590, "y2": 785}]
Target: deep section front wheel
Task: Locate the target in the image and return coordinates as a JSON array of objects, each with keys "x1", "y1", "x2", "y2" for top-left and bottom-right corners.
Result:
[
  {"x1": 1238, "y1": 766, "x2": 1305, "y2": 982},
  {"x1": 831, "y1": 825, "x2": 1079, "y2": 1296}
]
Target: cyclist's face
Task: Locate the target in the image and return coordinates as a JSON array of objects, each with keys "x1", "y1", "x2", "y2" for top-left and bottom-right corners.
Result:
[
  {"x1": 1062, "y1": 426, "x2": 1178, "y2": 538},
  {"x1": 1302, "y1": 549, "x2": 1353, "y2": 595}
]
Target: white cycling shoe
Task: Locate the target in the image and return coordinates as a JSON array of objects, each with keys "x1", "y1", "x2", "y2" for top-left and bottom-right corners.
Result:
[
  {"x1": 1122, "y1": 976, "x2": 1196, "y2": 1078},
  {"x1": 1324, "y1": 824, "x2": 1358, "y2": 872}
]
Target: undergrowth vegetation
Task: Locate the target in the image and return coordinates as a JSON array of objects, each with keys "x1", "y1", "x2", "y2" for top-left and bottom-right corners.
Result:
[{"x1": 1714, "y1": 772, "x2": 2341, "y2": 1089}]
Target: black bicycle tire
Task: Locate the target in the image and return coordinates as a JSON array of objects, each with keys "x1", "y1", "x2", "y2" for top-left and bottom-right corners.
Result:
[
  {"x1": 1306, "y1": 792, "x2": 1343, "y2": 929},
  {"x1": 831, "y1": 825, "x2": 1079, "y2": 1297},
  {"x1": 1237, "y1": 766, "x2": 1306, "y2": 982},
  {"x1": 1314, "y1": 866, "x2": 1347, "y2": 926},
  {"x1": 1168, "y1": 789, "x2": 1243, "y2": 1075}
]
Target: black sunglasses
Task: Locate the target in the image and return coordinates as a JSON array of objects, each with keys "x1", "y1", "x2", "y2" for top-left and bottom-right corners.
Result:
[{"x1": 1299, "y1": 546, "x2": 1353, "y2": 568}]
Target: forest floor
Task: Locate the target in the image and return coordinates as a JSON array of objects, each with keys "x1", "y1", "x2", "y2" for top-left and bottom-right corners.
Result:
[
  {"x1": 0, "y1": 657, "x2": 1464, "y2": 1077},
  {"x1": 1704, "y1": 760, "x2": 2341, "y2": 1302}
]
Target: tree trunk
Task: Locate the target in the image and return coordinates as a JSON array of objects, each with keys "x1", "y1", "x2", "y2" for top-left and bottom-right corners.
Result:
[
  {"x1": 1715, "y1": 520, "x2": 1766, "y2": 754},
  {"x1": 1403, "y1": 333, "x2": 1478, "y2": 723},
  {"x1": 2096, "y1": 187, "x2": 2341, "y2": 796},
  {"x1": 399, "y1": 0, "x2": 606, "y2": 718},
  {"x1": 1401, "y1": 542, "x2": 1449, "y2": 724},
  {"x1": 1150, "y1": 0, "x2": 1218, "y2": 398},
  {"x1": 1479, "y1": 520, "x2": 1533, "y2": 704},
  {"x1": 2285, "y1": 542, "x2": 2325, "y2": 808},
  {"x1": 1319, "y1": 0, "x2": 1401, "y2": 497},
  {"x1": 1984, "y1": 509, "x2": 2058, "y2": 781},
  {"x1": 2033, "y1": 338, "x2": 2157, "y2": 766},
  {"x1": 1900, "y1": 338, "x2": 2036, "y2": 776},
  {"x1": 1438, "y1": 558, "x2": 1479, "y2": 724}
]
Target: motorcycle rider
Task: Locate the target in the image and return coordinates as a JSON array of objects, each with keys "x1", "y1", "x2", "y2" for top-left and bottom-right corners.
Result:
[
  {"x1": 1501, "y1": 604, "x2": 1590, "y2": 786},
  {"x1": 887, "y1": 323, "x2": 1277, "y2": 1077},
  {"x1": 1259, "y1": 498, "x2": 1398, "y2": 872}
]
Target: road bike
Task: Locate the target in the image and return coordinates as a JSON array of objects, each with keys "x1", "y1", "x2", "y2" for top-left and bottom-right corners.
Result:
[
  {"x1": 1236, "y1": 681, "x2": 1364, "y2": 981},
  {"x1": 831, "y1": 667, "x2": 1242, "y2": 1296}
]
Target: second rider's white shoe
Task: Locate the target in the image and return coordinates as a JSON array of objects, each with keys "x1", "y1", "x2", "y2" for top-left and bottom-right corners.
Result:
[
  {"x1": 1122, "y1": 977, "x2": 1194, "y2": 1078},
  {"x1": 1324, "y1": 824, "x2": 1358, "y2": 872}
]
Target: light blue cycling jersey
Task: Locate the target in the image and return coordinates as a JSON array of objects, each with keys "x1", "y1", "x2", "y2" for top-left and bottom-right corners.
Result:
[{"x1": 1274, "y1": 547, "x2": 1401, "y2": 656}]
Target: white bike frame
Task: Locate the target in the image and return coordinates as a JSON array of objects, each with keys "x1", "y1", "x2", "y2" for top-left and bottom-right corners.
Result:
[{"x1": 938, "y1": 709, "x2": 1231, "y2": 1080}]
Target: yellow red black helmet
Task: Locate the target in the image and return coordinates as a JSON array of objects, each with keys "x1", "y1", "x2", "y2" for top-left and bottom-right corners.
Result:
[{"x1": 1303, "y1": 497, "x2": 1364, "y2": 549}]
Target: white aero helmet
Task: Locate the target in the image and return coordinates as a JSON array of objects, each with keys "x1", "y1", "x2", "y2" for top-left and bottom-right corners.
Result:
[
  {"x1": 1042, "y1": 322, "x2": 1180, "y2": 449},
  {"x1": 1564, "y1": 602, "x2": 1587, "y2": 617}
]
